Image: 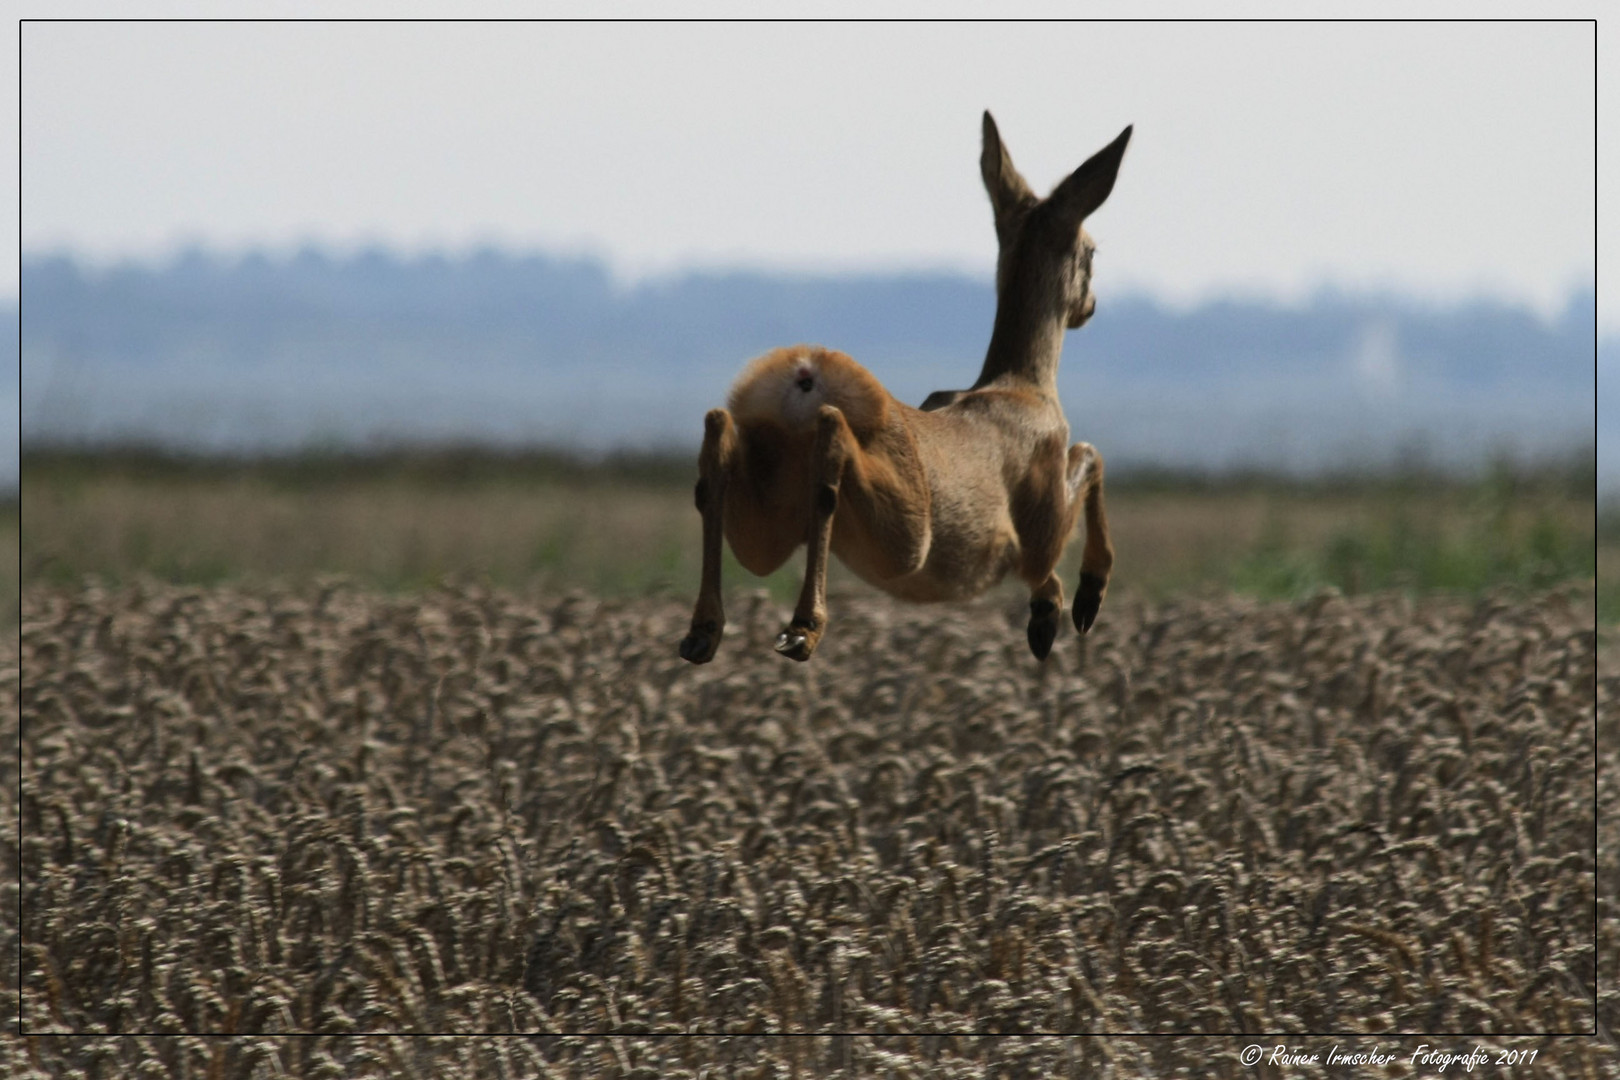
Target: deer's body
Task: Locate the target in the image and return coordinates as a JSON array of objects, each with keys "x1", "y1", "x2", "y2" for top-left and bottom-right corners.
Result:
[
  {"x1": 725, "y1": 345, "x2": 1062, "y2": 603},
  {"x1": 682, "y1": 113, "x2": 1130, "y2": 663}
]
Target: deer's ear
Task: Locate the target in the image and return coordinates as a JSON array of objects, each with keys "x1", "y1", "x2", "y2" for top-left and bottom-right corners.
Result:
[
  {"x1": 1048, "y1": 124, "x2": 1132, "y2": 225},
  {"x1": 981, "y1": 111, "x2": 1036, "y2": 237}
]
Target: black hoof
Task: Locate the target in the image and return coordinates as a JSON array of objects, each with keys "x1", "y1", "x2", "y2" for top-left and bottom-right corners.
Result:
[
  {"x1": 1074, "y1": 572, "x2": 1107, "y2": 635},
  {"x1": 1027, "y1": 598, "x2": 1059, "y2": 660},
  {"x1": 680, "y1": 621, "x2": 722, "y2": 664}
]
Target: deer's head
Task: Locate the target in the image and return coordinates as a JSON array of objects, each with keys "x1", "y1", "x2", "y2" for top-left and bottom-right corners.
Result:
[{"x1": 981, "y1": 113, "x2": 1132, "y2": 330}]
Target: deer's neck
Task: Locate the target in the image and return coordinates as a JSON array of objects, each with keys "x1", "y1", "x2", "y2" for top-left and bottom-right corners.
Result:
[{"x1": 972, "y1": 293, "x2": 1067, "y2": 393}]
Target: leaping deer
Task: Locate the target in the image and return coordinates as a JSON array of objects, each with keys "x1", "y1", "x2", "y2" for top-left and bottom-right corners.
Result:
[{"x1": 680, "y1": 112, "x2": 1130, "y2": 664}]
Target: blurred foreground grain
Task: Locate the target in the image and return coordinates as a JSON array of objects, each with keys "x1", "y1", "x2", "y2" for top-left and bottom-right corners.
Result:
[{"x1": 11, "y1": 579, "x2": 1611, "y2": 1076}]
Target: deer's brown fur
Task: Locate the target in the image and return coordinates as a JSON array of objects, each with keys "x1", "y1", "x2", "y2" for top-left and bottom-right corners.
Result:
[{"x1": 681, "y1": 113, "x2": 1130, "y2": 663}]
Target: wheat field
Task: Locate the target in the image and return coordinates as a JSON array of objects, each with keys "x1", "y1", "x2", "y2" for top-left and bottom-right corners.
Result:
[{"x1": 11, "y1": 573, "x2": 1610, "y2": 1076}]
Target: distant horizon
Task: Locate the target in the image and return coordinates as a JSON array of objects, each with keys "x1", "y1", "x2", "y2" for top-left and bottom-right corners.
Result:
[
  {"x1": 16, "y1": 241, "x2": 1606, "y2": 333},
  {"x1": 17, "y1": 243, "x2": 1599, "y2": 497}
]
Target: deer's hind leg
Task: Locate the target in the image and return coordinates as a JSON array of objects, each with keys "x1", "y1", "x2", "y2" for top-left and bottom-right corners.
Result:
[
  {"x1": 773, "y1": 405, "x2": 858, "y2": 662},
  {"x1": 680, "y1": 408, "x2": 740, "y2": 664},
  {"x1": 1069, "y1": 441, "x2": 1114, "y2": 635},
  {"x1": 775, "y1": 403, "x2": 934, "y2": 662}
]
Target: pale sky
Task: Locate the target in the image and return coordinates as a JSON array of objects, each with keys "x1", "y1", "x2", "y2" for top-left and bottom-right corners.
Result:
[{"x1": 11, "y1": 7, "x2": 1610, "y2": 328}]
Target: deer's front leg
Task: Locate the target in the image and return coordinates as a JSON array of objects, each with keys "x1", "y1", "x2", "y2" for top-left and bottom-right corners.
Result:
[
  {"x1": 1069, "y1": 441, "x2": 1114, "y2": 635},
  {"x1": 1014, "y1": 435, "x2": 1084, "y2": 659},
  {"x1": 1026, "y1": 575, "x2": 1066, "y2": 660},
  {"x1": 775, "y1": 404, "x2": 856, "y2": 662},
  {"x1": 680, "y1": 408, "x2": 738, "y2": 664}
]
